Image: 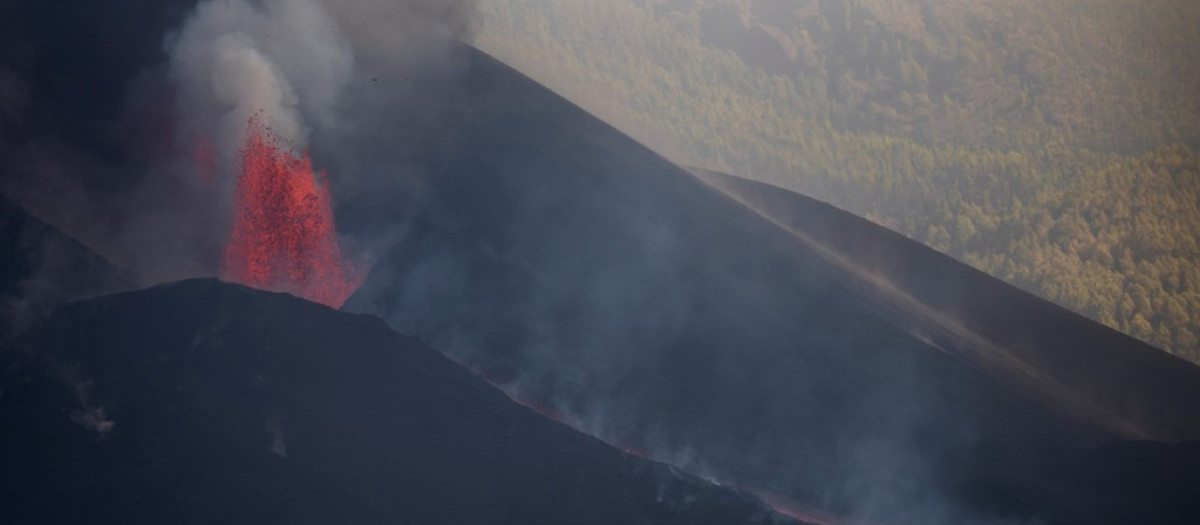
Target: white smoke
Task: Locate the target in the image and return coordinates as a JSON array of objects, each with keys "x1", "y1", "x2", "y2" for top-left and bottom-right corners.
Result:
[
  {"x1": 166, "y1": 0, "x2": 476, "y2": 182},
  {"x1": 167, "y1": 0, "x2": 353, "y2": 177},
  {"x1": 151, "y1": 0, "x2": 476, "y2": 280}
]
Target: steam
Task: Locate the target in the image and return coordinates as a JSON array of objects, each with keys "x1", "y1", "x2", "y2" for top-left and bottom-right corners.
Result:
[
  {"x1": 266, "y1": 416, "x2": 288, "y2": 457},
  {"x1": 167, "y1": 0, "x2": 352, "y2": 177},
  {"x1": 165, "y1": 0, "x2": 478, "y2": 192},
  {"x1": 167, "y1": 0, "x2": 479, "y2": 283}
]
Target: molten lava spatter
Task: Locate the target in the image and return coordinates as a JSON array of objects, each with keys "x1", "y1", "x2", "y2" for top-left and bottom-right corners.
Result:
[{"x1": 222, "y1": 115, "x2": 360, "y2": 308}]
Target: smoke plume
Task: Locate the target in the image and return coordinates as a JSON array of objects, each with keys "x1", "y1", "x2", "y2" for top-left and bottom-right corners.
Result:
[
  {"x1": 167, "y1": 0, "x2": 352, "y2": 169},
  {"x1": 0, "y1": 0, "x2": 477, "y2": 289}
]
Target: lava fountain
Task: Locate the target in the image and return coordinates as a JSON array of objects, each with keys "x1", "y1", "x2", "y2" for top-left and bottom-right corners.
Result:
[{"x1": 221, "y1": 114, "x2": 360, "y2": 308}]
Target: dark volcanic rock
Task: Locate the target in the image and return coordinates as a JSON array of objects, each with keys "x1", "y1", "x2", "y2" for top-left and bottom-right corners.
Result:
[
  {"x1": 0, "y1": 279, "x2": 792, "y2": 525},
  {"x1": 0, "y1": 196, "x2": 132, "y2": 338},
  {"x1": 1039, "y1": 440, "x2": 1200, "y2": 525},
  {"x1": 692, "y1": 168, "x2": 1200, "y2": 443},
  {"x1": 345, "y1": 49, "x2": 1200, "y2": 524}
]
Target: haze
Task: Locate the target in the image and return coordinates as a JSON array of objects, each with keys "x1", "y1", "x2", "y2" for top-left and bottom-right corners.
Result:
[{"x1": 475, "y1": 0, "x2": 1200, "y2": 364}]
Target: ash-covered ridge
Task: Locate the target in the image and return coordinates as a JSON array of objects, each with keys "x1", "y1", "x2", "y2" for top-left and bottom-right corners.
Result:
[
  {"x1": 344, "y1": 48, "x2": 1200, "y2": 524},
  {"x1": 0, "y1": 196, "x2": 133, "y2": 339},
  {"x1": 0, "y1": 278, "x2": 794, "y2": 525}
]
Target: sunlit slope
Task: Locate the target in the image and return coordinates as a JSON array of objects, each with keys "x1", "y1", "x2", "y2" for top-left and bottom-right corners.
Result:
[
  {"x1": 693, "y1": 167, "x2": 1200, "y2": 443},
  {"x1": 475, "y1": 0, "x2": 1200, "y2": 363}
]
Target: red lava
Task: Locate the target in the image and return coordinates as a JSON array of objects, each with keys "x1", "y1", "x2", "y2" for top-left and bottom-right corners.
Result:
[{"x1": 221, "y1": 113, "x2": 361, "y2": 308}]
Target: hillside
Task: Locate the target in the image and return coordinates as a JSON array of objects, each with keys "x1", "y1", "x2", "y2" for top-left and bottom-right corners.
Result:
[
  {"x1": 3, "y1": 0, "x2": 1199, "y2": 521},
  {"x1": 474, "y1": 0, "x2": 1200, "y2": 363},
  {"x1": 0, "y1": 196, "x2": 132, "y2": 338},
  {"x1": 694, "y1": 167, "x2": 1200, "y2": 443},
  {"x1": 345, "y1": 47, "x2": 1200, "y2": 525},
  {"x1": 0, "y1": 279, "x2": 792, "y2": 525}
]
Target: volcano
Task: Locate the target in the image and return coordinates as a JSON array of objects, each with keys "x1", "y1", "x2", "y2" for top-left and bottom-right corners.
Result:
[
  {"x1": 3, "y1": 0, "x2": 1200, "y2": 523},
  {"x1": 222, "y1": 114, "x2": 360, "y2": 308},
  {"x1": 0, "y1": 196, "x2": 132, "y2": 334},
  {"x1": 343, "y1": 50, "x2": 1200, "y2": 524},
  {"x1": 0, "y1": 279, "x2": 793, "y2": 524}
]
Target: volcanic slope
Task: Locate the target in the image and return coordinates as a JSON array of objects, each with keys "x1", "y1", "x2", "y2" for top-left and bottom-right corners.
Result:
[
  {"x1": 0, "y1": 279, "x2": 794, "y2": 525},
  {"x1": 0, "y1": 196, "x2": 132, "y2": 336},
  {"x1": 345, "y1": 49, "x2": 1200, "y2": 524},
  {"x1": 692, "y1": 168, "x2": 1200, "y2": 442}
]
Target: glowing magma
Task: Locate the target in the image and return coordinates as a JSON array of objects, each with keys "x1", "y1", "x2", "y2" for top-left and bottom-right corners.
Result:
[{"x1": 221, "y1": 115, "x2": 360, "y2": 307}]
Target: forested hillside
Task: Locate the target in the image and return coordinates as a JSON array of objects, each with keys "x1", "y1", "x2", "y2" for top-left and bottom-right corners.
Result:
[{"x1": 475, "y1": 0, "x2": 1200, "y2": 362}]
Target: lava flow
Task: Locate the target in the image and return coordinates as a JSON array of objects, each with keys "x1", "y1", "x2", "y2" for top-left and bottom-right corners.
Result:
[{"x1": 221, "y1": 114, "x2": 360, "y2": 308}]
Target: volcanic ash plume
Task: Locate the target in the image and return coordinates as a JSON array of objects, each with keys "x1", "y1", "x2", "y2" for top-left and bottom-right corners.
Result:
[
  {"x1": 162, "y1": 0, "x2": 477, "y2": 305},
  {"x1": 168, "y1": 0, "x2": 351, "y2": 160},
  {"x1": 0, "y1": 0, "x2": 475, "y2": 300},
  {"x1": 168, "y1": 0, "x2": 357, "y2": 305}
]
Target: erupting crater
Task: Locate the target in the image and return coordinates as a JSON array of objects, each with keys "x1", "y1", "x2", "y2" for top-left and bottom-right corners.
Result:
[{"x1": 221, "y1": 114, "x2": 360, "y2": 308}]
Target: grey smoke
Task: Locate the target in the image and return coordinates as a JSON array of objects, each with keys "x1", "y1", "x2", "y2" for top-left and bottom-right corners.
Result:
[
  {"x1": 266, "y1": 416, "x2": 288, "y2": 457},
  {"x1": 167, "y1": 0, "x2": 354, "y2": 168},
  {"x1": 165, "y1": 0, "x2": 478, "y2": 174},
  {"x1": 0, "y1": 0, "x2": 477, "y2": 288}
]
